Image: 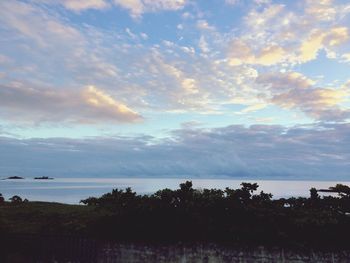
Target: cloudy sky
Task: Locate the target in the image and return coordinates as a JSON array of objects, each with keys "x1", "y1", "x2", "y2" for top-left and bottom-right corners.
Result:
[{"x1": 1, "y1": 0, "x2": 350, "y2": 179}]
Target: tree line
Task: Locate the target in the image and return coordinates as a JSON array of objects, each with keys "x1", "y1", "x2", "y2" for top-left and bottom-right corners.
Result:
[{"x1": 1, "y1": 182, "x2": 350, "y2": 248}]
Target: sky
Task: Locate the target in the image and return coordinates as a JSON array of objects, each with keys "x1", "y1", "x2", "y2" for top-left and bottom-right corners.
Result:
[{"x1": 0, "y1": 0, "x2": 350, "y2": 179}]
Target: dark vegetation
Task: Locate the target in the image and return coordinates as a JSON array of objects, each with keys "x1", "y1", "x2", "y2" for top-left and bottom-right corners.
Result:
[{"x1": 1, "y1": 182, "x2": 350, "y2": 249}]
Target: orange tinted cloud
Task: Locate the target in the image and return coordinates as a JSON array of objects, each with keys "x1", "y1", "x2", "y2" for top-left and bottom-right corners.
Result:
[{"x1": 0, "y1": 84, "x2": 142, "y2": 124}]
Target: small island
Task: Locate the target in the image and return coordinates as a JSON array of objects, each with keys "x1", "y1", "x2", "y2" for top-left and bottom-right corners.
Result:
[
  {"x1": 34, "y1": 176, "x2": 54, "y2": 180},
  {"x1": 4, "y1": 176, "x2": 24, "y2": 180}
]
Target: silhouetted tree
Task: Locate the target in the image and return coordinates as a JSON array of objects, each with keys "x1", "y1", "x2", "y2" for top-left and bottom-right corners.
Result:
[
  {"x1": 74, "y1": 182, "x2": 350, "y2": 246},
  {"x1": 80, "y1": 197, "x2": 99, "y2": 206},
  {"x1": 329, "y1": 184, "x2": 350, "y2": 198},
  {"x1": 241, "y1": 182, "x2": 259, "y2": 194},
  {"x1": 310, "y1": 188, "x2": 319, "y2": 200},
  {"x1": 9, "y1": 195, "x2": 22, "y2": 203},
  {"x1": 179, "y1": 181, "x2": 194, "y2": 192},
  {"x1": 0, "y1": 193, "x2": 4, "y2": 204}
]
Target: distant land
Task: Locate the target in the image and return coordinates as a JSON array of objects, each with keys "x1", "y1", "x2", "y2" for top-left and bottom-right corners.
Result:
[
  {"x1": 2, "y1": 176, "x2": 55, "y2": 180},
  {"x1": 3, "y1": 176, "x2": 24, "y2": 180}
]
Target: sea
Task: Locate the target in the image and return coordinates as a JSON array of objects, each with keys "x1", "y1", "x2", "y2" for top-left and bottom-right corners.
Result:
[{"x1": 0, "y1": 177, "x2": 348, "y2": 204}]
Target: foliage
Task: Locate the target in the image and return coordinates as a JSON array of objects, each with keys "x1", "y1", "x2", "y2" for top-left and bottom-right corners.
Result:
[
  {"x1": 9, "y1": 195, "x2": 23, "y2": 203},
  {"x1": 329, "y1": 184, "x2": 350, "y2": 198},
  {"x1": 1, "y1": 182, "x2": 350, "y2": 249},
  {"x1": 0, "y1": 193, "x2": 4, "y2": 204}
]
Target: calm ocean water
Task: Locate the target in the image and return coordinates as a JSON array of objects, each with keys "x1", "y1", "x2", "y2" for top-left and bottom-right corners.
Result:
[{"x1": 0, "y1": 178, "x2": 348, "y2": 204}]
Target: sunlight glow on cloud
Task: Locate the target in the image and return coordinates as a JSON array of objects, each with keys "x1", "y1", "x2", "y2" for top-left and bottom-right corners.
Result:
[
  {"x1": 257, "y1": 72, "x2": 350, "y2": 121},
  {"x1": 299, "y1": 27, "x2": 349, "y2": 63},
  {"x1": 1, "y1": 0, "x2": 349, "y2": 125},
  {"x1": 0, "y1": 84, "x2": 142, "y2": 124},
  {"x1": 228, "y1": 41, "x2": 287, "y2": 66}
]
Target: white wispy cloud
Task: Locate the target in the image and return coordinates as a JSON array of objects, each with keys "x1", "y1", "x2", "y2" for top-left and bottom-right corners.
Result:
[
  {"x1": 36, "y1": 0, "x2": 189, "y2": 15},
  {"x1": 61, "y1": 0, "x2": 109, "y2": 11},
  {"x1": 113, "y1": 0, "x2": 187, "y2": 18},
  {"x1": 0, "y1": 1, "x2": 84, "y2": 47},
  {"x1": 196, "y1": 20, "x2": 215, "y2": 31}
]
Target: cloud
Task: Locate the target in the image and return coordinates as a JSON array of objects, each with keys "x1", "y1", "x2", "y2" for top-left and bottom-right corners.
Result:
[
  {"x1": 0, "y1": 1, "x2": 84, "y2": 48},
  {"x1": 196, "y1": 20, "x2": 215, "y2": 31},
  {"x1": 36, "y1": 0, "x2": 188, "y2": 15},
  {"x1": 134, "y1": 46, "x2": 262, "y2": 113},
  {"x1": 342, "y1": 53, "x2": 350, "y2": 62},
  {"x1": 225, "y1": 0, "x2": 239, "y2": 5},
  {"x1": 256, "y1": 72, "x2": 350, "y2": 121},
  {"x1": 60, "y1": 0, "x2": 109, "y2": 11},
  {"x1": 36, "y1": 0, "x2": 110, "y2": 11},
  {"x1": 244, "y1": 3, "x2": 285, "y2": 30},
  {"x1": 305, "y1": 0, "x2": 336, "y2": 22},
  {"x1": 239, "y1": 104, "x2": 268, "y2": 114},
  {"x1": 0, "y1": 0, "x2": 217, "y2": 115},
  {"x1": 0, "y1": 1, "x2": 135, "y2": 111},
  {"x1": 228, "y1": 27, "x2": 349, "y2": 66},
  {"x1": 137, "y1": 50, "x2": 210, "y2": 111},
  {"x1": 1, "y1": 0, "x2": 350, "y2": 124},
  {"x1": 113, "y1": 0, "x2": 187, "y2": 18},
  {"x1": 0, "y1": 84, "x2": 142, "y2": 124},
  {"x1": 198, "y1": 36, "x2": 210, "y2": 53},
  {"x1": 228, "y1": 40, "x2": 288, "y2": 66},
  {"x1": 1, "y1": 123, "x2": 350, "y2": 179},
  {"x1": 298, "y1": 27, "x2": 349, "y2": 63},
  {"x1": 227, "y1": 1, "x2": 350, "y2": 66},
  {"x1": 0, "y1": 1, "x2": 118, "y2": 80},
  {"x1": 0, "y1": 54, "x2": 11, "y2": 64}
]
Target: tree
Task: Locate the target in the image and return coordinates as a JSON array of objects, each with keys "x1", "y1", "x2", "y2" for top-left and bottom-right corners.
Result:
[
  {"x1": 241, "y1": 182, "x2": 259, "y2": 194},
  {"x1": 225, "y1": 183, "x2": 260, "y2": 203},
  {"x1": 80, "y1": 197, "x2": 99, "y2": 206},
  {"x1": 329, "y1": 184, "x2": 350, "y2": 198},
  {"x1": 252, "y1": 191, "x2": 273, "y2": 203},
  {"x1": 10, "y1": 195, "x2": 22, "y2": 203},
  {"x1": 0, "y1": 193, "x2": 4, "y2": 204},
  {"x1": 179, "y1": 181, "x2": 194, "y2": 193},
  {"x1": 310, "y1": 187, "x2": 319, "y2": 199}
]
